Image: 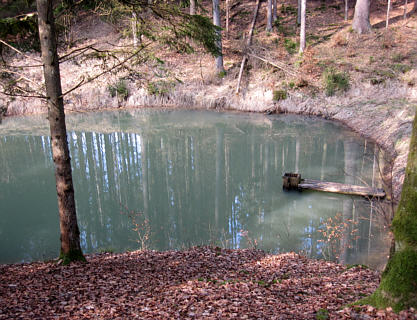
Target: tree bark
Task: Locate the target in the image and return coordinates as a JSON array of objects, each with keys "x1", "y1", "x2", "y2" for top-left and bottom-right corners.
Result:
[
  {"x1": 226, "y1": 0, "x2": 230, "y2": 37},
  {"x1": 190, "y1": 0, "x2": 196, "y2": 15},
  {"x1": 267, "y1": 0, "x2": 273, "y2": 32},
  {"x1": 352, "y1": 0, "x2": 371, "y2": 34},
  {"x1": 273, "y1": 0, "x2": 277, "y2": 22},
  {"x1": 297, "y1": 0, "x2": 301, "y2": 24},
  {"x1": 212, "y1": 0, "x2": 224, "y2": 73},
  {"x1": 36, "y1": 0, "x2": 84, "y2": 264},
  {"x1": 299, "y1": 0, "x2": 306, "y2": 53},
  {"x1": 132, "y1": 11, "x2": 138, "y2": 46},
  {"x1": 345, "y1": 0, "x2": 349, "y2": 21},
  {"x1": 386, "y1": 0, "x2": 392, "y2": 29}
]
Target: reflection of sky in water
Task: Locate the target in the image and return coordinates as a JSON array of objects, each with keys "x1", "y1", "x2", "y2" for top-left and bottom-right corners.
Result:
[{"x1": 0, "y1": 110, "x2": 390, "y2": 268}]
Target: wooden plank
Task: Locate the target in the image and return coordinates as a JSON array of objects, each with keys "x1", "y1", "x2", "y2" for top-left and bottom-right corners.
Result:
[{"x1": 299, "y1": 179, "x2": 385, "y2": 198}]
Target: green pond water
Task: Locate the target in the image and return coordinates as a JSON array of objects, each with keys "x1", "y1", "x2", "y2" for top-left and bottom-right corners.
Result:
[{"x1": 0, "y1": 109, "x2": 390, "y2": 267}]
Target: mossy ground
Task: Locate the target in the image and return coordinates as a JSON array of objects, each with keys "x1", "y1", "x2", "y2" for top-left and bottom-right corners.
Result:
[
  {"x1": 59, "y1": 249, "x2": 86, "y2": 265},
  {"x1": 359, "y1": 248, "x2": 417, "y2": 312}
]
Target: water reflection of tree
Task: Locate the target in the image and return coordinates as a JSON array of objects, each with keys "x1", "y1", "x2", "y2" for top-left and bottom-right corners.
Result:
[{"x1": 0, "y1": 111, "x2": 390, "y2": 266}]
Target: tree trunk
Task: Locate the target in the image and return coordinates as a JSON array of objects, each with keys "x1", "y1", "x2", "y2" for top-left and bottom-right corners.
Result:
[
  {"x1": 226, "y1": 0, "x2": 230, "y2": 37},
  {"x1": 299, "y1": 0, "x2": 306, "y2": 53},
  {"x1": 36, "y1": 0, "x2": 84, "y2": 264},
  {"x1": 132, "y1": 12, "x2": 138, "y2": 46},
  {"x1": 365, "y1": 115, "x2": 417, "y2": 311},
  {"x1": 352, "y1": 0, "x2": 371, "y2": 34},
  {"x1": 190, "y1": 0, "x2": 196, "y2": 15},
  {"x1": 267, "y1": 0, "x2": 273, "y2": 32},
  {"x1": 297, "y1": 0, "x2": 301, "y2": 24},
  {"x1": 386, "y1": 0, "x2": 392, "y2": 29},
  {"x1": 212, "y1": 0, "x2": 224, "y2": 73},
  {"x1": 403, "y1": 0, "x2": 408, "y2": 19},
  {"x1": 273, "y1": 0, "x2": 277, "y2": 22},
  {"x1": 345, "y1": 0, "x2": 349, "y2": 21}
]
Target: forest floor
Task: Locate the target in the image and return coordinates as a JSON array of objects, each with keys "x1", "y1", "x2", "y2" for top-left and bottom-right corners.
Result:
[{"x1": 1, "y1": 247, "x2": 417, "y2": 319}]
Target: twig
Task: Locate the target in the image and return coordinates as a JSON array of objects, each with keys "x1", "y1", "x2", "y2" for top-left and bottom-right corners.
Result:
[
  {"x1": 0, "y1": 40, "x2": 42, "y2": 63},
  {"x1": 61, "y1": 77, "x2": 85, "y2": 97},
  {"x1": 60, "y1": 45, "x2": 148, "y2": 97},
  {"x1": 58, "y1": 43, "x2": 97, "y2": 62},
  {"x1": 0, "y1": 90, "x2": 46, "y2": 99},
  {"x1": 0, "y1": 69, "x2": 42, "y2": 87},
  {"x1": 247, "y1": 53, "x2": 298, "y2": 77}
]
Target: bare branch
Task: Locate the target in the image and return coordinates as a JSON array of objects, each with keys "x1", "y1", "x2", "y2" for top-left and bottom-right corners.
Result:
[
  {"x1": 61, "y1": 77, "x2": 85, "y2": 96},
  {"x1": 59, "y1": 44, "x2": 97, "y2": 62},
  {"x1": 0, "y1": 69, "x2": 42, "y2": 87},
  {"x1": 247, "y1": 53, "x2": 299, "y2": 77},
  {"x1": 0, "y1": 40, "x2": 42, "y2": 63},
  {"x1": 0, "y1": 90, "x2": 46, "y2": 99},
  {"x1": 60, "y1": 45, "x2": 148, "y2": 97}
]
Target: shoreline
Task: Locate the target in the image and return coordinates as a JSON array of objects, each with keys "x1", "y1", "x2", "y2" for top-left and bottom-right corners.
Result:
[{"x1": 3, "y1": 78, "x2": 415, "y2": 201}]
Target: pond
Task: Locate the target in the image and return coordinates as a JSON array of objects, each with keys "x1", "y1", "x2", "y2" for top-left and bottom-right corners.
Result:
[{"x1": 0, "y1": 109, "x2": 390, "y2": 268}]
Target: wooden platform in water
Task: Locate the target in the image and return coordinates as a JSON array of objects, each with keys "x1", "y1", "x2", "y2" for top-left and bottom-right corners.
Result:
[
  {"x1": 282, "y1": 173, "x2": 385, "y2": 198},
  {"x1": 298, "y1": 179, "x2": 386, "y2": 198}
]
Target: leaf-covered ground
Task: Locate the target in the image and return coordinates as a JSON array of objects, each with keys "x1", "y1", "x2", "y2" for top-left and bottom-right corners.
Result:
[{"x1": 0, "y1": 247, "x2": 416, "y2": 319}]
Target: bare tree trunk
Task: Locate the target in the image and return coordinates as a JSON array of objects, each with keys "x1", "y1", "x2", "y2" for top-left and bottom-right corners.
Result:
[
  {"x1": 36, "y1": 0, "x2": 84, "y2": 264},
  {"x1": 299, "y1": 0, "x2": 306, "y2": 53},
  {"x1": 345, "y1": 0, "x2": 349, "y2": 21},
  {"x1": 132, "y1": 12, "x2": 138, "y2": 46},
  {"x1": 386, "y1": 0, "x2": 392, "y2": 29},
  {"x1": 236, "y1": 0, "x2": 261, "y2": 93},
  {"x1": 352, "y1": 0, "x2": 371, "y2": 34},
  {"x1": 403, "y1": 0, "x2": 408, "y2": 19},
  {"x1": 226, "y1": 0, "x2": 230, "y2": 37},
  {"x1": 297, "y1": 0, "x2": 301, "y2": 24},
  {"x1": 190, "y1": 0, "x2": 196, "y2": 15},
  {"x1": 213, "y1": 0, "x2": 224, "y2": 73},
  {"x1": 267, "y1": 0, "x2": 273, "y2": 32},
  {"x1": 273, "y1": 0, "x2": 277, "y2": 22}
]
